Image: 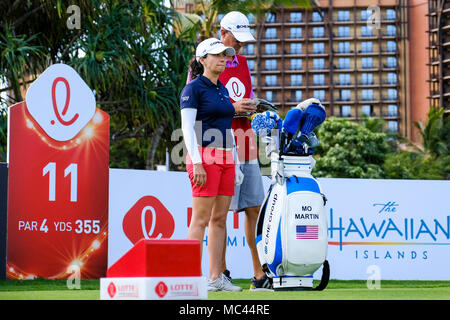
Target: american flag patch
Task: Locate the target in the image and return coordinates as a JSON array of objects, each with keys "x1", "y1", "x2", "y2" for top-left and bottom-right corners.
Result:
[{"x1": 296, "y1": 225, "x2": 319, "y2": 239}]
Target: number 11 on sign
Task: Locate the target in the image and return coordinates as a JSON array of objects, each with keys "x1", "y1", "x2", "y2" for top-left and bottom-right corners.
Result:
[{"x1": 42, "y1": 162, "x2": 78, "y2": 202}]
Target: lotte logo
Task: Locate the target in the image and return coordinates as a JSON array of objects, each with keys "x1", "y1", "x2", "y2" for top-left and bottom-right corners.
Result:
[
  {"x1": 155, "y1": 281, "x2": 168, "y2": 298},
  {"x1": 122, "y1": 196, "x2": 175, "y2": 244},
  {"x1": 107, "y1": 282, "x2": 117, "y2": 298},
  {"x1": 25, "y1": 63, "x2": 96, "y2": 142},
  {"x1": 225, "y1": 77, "x2": 245, "y2": 102}
]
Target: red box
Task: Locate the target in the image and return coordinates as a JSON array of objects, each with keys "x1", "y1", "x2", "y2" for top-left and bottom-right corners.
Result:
[{"x1": 107, "y1": 239, "x2": 201, "y2": 277}]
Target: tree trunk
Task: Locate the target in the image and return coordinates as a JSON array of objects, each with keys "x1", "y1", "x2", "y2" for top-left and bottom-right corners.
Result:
[{"x1": 145, "y1": 123, "x2": 166, "y2": 170}]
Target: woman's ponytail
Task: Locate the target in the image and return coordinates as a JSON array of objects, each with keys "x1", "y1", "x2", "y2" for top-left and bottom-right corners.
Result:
[{"x1": 189, "y1": 58, "x2": 204, "y2": 81}]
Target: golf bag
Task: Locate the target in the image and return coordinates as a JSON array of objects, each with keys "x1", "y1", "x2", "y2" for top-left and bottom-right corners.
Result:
[{"x1": 252, "y1": 99, "x2": 330, "y2": 291}]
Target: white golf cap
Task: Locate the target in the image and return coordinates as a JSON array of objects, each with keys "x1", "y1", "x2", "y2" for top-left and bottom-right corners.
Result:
[
  {"x1": 195, "y1": 38, "x2": 236, "y2": 61},
  {"x1": 220, "y1": 11, "x2": 255, "y2": 43}
]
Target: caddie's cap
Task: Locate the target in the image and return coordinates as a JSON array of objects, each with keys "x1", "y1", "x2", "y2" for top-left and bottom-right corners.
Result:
[{"x1": 220, "y1": 11, "x2": 255, "y2": 43}]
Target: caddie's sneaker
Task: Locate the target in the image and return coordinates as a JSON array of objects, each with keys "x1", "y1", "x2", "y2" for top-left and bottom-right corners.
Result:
[
  {"x1": 223, "y1": 269, "x2": 232, "y2": 282},
  {"x1": 250, "y1": 275, "x2": 273, "y2": 291},
  {"x1": 208, "y1": 273, "x2": 243, "y2": 292}
]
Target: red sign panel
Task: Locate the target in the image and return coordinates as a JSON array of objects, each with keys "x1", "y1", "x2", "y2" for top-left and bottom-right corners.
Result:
[{"x1": 6, "y1": 64, "x2": 109, "y2": 279}]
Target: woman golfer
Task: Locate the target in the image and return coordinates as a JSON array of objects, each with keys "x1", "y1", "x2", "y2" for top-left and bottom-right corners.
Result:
[{"x1": 180, "y1": 38, "x2": 243, "y2": 292}]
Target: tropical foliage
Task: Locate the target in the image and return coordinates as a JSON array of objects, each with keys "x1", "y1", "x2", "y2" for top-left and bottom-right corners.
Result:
[
  {"x1": 383, "y1": 106, "x2": 450, "y2": 180},
  {"x1": 190, "y1": 0, "x2": 313, "y2": 39},
  {"x1": 0, "y1": 0, "x2": 199, "y2": 168},
  {"x1": 0, "y1": 1, "x2": 448, "y2": 180},
  {"x1": 312, "y1": 107, "x2": 450, "y2": 180},
  {"x1": 313, "y1": 117, "x2": 390, "y2": 179}
]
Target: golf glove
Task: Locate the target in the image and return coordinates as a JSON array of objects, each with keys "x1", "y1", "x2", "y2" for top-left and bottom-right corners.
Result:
[{"x1": 262, "y1": 136, "x2": 278, "y2": 158}]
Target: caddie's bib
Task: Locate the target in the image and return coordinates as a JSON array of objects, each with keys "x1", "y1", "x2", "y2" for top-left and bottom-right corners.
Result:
[{"x1": 219, "y1": 54, "x2": 257, "y2": 161}]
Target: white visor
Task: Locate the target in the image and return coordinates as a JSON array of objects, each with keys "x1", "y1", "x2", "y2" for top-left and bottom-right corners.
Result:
[{"x1": 195, "y1": 38, "x2": 235, "y2": 61}]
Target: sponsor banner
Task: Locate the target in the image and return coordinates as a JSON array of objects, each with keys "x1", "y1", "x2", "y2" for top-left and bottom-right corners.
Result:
[
  {"x1": 6, "y1": 64, "x2": 109, "y2": 279},
  {"x1": 0, "y1": 163, "x2": 7, "y2": 280},
  {"x1": 100, "y1": 277, "x2": 207, "y2": 300},
  {"x1": 108, "y1": 170, "x2": 450, "y2": 280},
  {"x1": 321, "y1": 178, "x2": 450, "y2": 280},
  {"x1": 108, "y1": 168, "x2": 252, "y2": 278}
]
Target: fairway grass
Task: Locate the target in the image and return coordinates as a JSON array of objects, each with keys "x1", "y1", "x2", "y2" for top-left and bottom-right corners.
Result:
[{"x1": 1, "y1": 279, "x2": 450, "y2": 300}]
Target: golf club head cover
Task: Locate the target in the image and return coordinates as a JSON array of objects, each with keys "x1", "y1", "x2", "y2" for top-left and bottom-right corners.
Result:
[
  {"x1": 299, "y1": 103, "x2": 326, "y2": 136},
  {"x1": 282, "y1": 108, "x2": 303, "y2": 135},
  {"x1": 286, "y1": 134, "x2": 308, "y2": 154},
  {"x1": 264, "y1": 111, "x2": 282, "y2": 129},
  {"x1": 295, "y1": 98, "x2": 323, "y2": 111},
  {"x1": 251, "y1": 112, "x2": 276, "y2": 136}
]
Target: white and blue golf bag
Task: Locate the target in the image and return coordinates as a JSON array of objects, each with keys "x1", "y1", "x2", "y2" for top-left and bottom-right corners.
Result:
[{"x1": 252, "y1": 98, "x2": 330, "y2": 291}]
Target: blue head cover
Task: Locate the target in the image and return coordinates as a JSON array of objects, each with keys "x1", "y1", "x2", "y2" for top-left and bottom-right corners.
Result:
[
  {"x1": 282, "y1": 108, "x2": 303, "y2": 135},
  {"x1": 264, "y1": 111, "x2": 282, "y2": 130},
  {"x1": 251, "y1": 112, "x2": 276, "y2": 136},
  {"x1": 298, "y1": 103, "x2": 326, "y2": 135}
]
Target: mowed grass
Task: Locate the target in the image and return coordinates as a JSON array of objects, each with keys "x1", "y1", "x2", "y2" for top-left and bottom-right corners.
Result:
[
  {"x1": 1, "y1": 279, "x2": 450, "y2": 300},
  {"x1": 211, "y1": 279, "x2": 450, "y2": 300},
  {"x1": 0, "y1": 279, "x2": 100, "y2": 300}
]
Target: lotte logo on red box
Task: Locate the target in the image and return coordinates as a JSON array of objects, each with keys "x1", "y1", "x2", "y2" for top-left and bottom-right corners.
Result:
[
  {"x1": 122, "y1": 196, "x2": 175, "y2": 244},
  {"x1": 155, "y1": 281, "x2": 168, "y2": 298},
  {"x1": 108, "y1": 282, "x2": 117, "y2": 298}
]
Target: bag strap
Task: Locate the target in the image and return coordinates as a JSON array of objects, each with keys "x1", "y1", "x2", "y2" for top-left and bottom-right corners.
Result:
[{"x1": 313, "y1": 260, "x2": 330, "y2": 291}]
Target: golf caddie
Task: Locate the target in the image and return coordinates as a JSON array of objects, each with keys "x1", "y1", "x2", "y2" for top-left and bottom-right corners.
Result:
[{"x1": 218, "y1": 11, "x2": 272, "y2": 291}]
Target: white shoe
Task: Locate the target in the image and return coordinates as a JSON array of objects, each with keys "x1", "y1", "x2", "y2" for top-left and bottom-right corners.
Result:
[{"x1": 207, "y1": 273, "x2": 243, "y2": 292}]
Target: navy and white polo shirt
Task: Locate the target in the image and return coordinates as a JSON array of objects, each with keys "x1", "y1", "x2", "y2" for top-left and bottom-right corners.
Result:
[{"x1": 180, "y1": 74, "x2": 235, "y2": 149}]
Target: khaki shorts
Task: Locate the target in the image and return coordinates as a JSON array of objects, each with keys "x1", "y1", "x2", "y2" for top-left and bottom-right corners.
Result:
[{"x1": 229, "y1": 161, "x2": 265, "y2": 212}]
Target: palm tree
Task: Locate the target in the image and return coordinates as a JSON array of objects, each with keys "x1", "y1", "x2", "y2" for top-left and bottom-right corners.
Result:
[
  {"x1": 0, "y1": 0, "x2": 200, "y2": 168},
  {"x1": 414, "y1": 106, "x2": 449, "y2": 158},
  {"x1": 0, "y1": 0, "x2": 96, "y2": 103},
  {"x1": 177, "y1": 0, "x2": 316, "y2": 103},
  {"x1": 384, "y1": 106, "x2": 450, "y2": 180},
  {"x1": 181, "y1": 0, "x2": 315, "y2": 40},
  {"x1": 67, "y1": 0, "x2": 200, "y2": 169}
]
